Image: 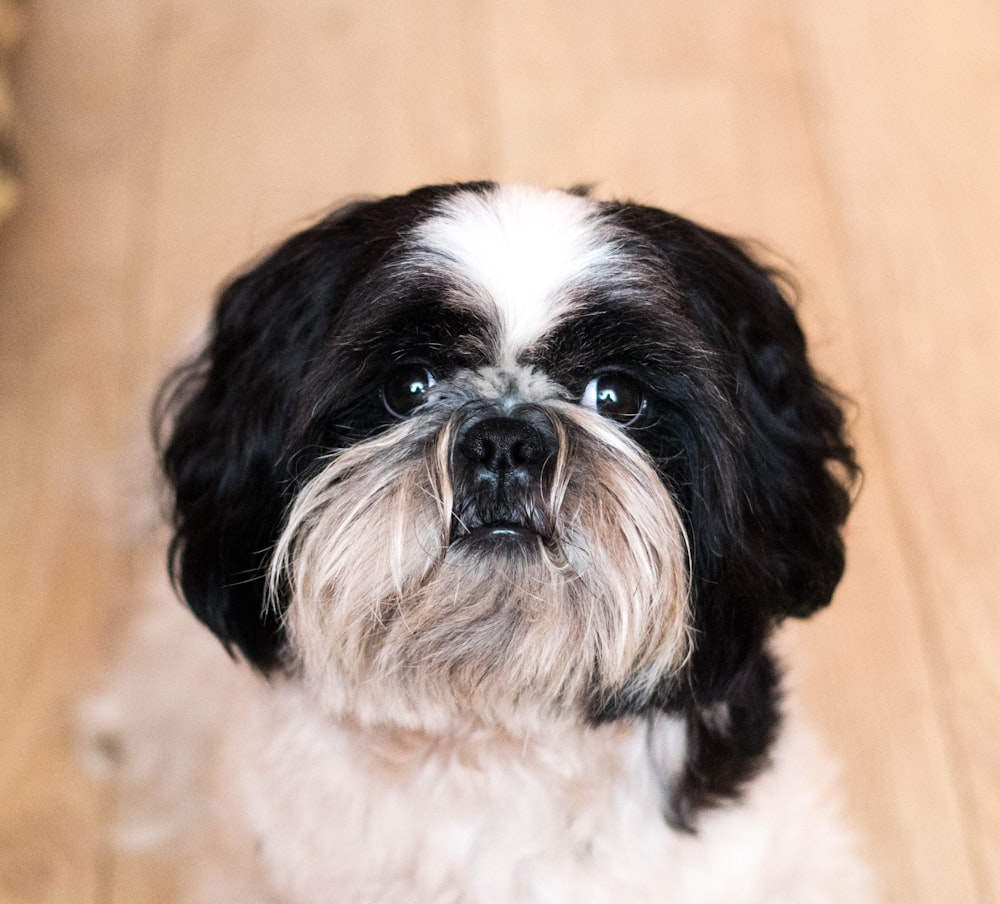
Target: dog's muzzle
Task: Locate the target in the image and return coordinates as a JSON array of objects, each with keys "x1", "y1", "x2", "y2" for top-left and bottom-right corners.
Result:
[{"x1": 451, "y1": 413, "x2": 556, "y2": 544}]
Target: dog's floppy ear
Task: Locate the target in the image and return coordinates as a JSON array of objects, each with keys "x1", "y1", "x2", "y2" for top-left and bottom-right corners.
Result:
[
  {"x1": 651, "y1": 213, "x2": 858, "y2": 700},
  {"x1": 608, "y1": 207, "x2": 858, "y2": 826},
  {"x1": 154, "y1": 197, "x2": 416, "y2": 669},
  {"x1": 661, "y1": 216, "x2": 858, "y2": 626}
]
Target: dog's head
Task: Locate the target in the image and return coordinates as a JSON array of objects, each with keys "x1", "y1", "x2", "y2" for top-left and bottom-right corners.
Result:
[{"x1": 157, "y1": 183, "x2": 856, "y2": 813}]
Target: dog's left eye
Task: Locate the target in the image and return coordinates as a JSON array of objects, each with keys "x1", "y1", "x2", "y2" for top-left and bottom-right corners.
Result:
[
  {"x1": 383, "y1": 363, "x2": 436, "y2": 417},
  {"x1": 580, "y1": 373, "x2": 647, "y2": 426}
]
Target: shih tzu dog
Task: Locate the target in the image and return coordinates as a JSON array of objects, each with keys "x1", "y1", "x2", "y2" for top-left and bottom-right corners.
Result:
[{"x1": 91, "y1": 182, "x2": 872, "y2": 902}]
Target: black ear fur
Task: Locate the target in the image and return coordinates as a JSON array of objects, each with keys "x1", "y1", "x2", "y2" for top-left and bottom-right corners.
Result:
[
  {"x1": 154, "y1": 216, "x2": 360, "y2": 668},
  {"x1": 670, "y1": 219, "x2": 857, "y2": 617},
  {"x1": 604, "y1": 204, "x2": 858, "y2": 824},
  {"x1": 154, "y1": 190, "x2": 463, "y2": 669},
  {"x1": 620, "y1": 207, "x2": 858, "y2": 675}
]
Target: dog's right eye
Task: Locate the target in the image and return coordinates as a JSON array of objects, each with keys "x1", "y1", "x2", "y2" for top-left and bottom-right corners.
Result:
[
  {"x1": 382, "y1": 364, "x2": 436, "y2": 418},
  {"x1": 580, "y1": 372, "x2": 647, "y2": 426}
]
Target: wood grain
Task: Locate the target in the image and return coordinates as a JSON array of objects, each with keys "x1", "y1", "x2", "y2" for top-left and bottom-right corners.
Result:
[{"x1": 0, "y1": 2, "x2": 995, "y2": 901}]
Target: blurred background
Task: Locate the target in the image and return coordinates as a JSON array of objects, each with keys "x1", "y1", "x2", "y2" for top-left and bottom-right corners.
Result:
[{"x1": 1, "y1": 1, "x2": 998, "y2": 901}]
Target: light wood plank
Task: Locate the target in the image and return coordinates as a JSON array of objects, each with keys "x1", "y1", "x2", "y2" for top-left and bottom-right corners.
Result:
[
  {"x1": 137, "y1": 0, "x2": 493, "y2": 371},
  {"x1": 789, "y1": 1, "x2": 1000, "y2": 899},
  {"x1": 0, "y1": 2, "x2": 168, "y2": 902}
]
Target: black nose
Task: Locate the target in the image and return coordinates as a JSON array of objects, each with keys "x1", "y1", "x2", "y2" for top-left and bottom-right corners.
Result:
[
  {"x1": 459, "y1": 417, "x2": 546, "y2": 477},
  {"x1": 454, "y1": 416, "x2": 554, "y2": 540}
]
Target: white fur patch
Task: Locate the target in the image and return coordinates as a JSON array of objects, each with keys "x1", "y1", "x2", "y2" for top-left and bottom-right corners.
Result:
[
  {"x1": 89, "y1": 588, "x2": 875, "y2": 904},
  {"x1": 415, "y1": 186, "x2": 621, "y2": 358}
]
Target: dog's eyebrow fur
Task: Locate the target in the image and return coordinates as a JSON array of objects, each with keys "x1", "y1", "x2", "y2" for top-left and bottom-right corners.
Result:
[{"x1": 412, "y1": 185, "x2": 631, "y2": 362}]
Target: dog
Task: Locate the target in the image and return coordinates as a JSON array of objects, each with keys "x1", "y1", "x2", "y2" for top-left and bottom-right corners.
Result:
[{"x1": 88, "y1": 182, "x2": 872, "y2": 902}]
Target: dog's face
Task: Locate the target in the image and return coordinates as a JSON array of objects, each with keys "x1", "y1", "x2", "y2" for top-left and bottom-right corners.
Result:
[{"x1": 158, "y1": 183, "x2": 855, "y2": 759}]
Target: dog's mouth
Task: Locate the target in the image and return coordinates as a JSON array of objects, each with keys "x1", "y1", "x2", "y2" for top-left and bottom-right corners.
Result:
[
  {"x1": 468, "y1": 522, "x2": 536, "y2": 540},
  {"x1": 449, "y1": 514, "x2": 551, "y2": 551},
  {"x1": 478, "y1": 523, "x2": 531, "y2": 537}
]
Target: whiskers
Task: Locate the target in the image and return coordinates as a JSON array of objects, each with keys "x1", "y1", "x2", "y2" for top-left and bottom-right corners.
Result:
[{"x1": 268, "y1": 382, "x2": 691, "y2": 733}]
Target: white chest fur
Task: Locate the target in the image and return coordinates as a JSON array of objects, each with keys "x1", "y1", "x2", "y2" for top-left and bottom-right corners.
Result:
[
  {"x1": 222, "y1": 683, "x2": 868, "y2": 903},
  {"x1": 87, "y1": 592, "x2": 871, "y2": 904}
]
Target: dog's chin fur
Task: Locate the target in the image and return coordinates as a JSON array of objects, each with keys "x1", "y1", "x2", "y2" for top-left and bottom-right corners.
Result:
[{"x1": 87, "y1": 183, "x2": 872, "y2": 901}]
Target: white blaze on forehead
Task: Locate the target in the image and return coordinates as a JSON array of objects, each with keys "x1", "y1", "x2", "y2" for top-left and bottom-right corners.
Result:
[{"x1": 415, "y1": 185, "x2": 618, "y2": 356}]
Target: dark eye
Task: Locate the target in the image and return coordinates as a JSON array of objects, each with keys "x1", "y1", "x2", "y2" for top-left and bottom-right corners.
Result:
[
  {"x1": 382, "y1": 363, "x2": 436, "y2": 418},
  {"x1": 580, "y1": 372, "x2": 646, "y2": 426}
]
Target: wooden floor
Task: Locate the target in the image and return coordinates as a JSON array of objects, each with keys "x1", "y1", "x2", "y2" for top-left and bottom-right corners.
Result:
[{"x1": 1, "y1": 2, "x2": 998, "y2": 901}]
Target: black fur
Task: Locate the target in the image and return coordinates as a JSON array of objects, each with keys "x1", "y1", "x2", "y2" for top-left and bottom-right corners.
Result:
[
  {"x1": 155, "y1": 182, "x2": 857, "y2": 826},
  {"x1": 155, "y1": 184, "x2": 495, "y2": 667},
  {"x1": 663, "y1": 652, "x2": 784, "y2": 832},
  {"x1": 582, "y1": 203, "x2": 857, "y2": 821}
]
